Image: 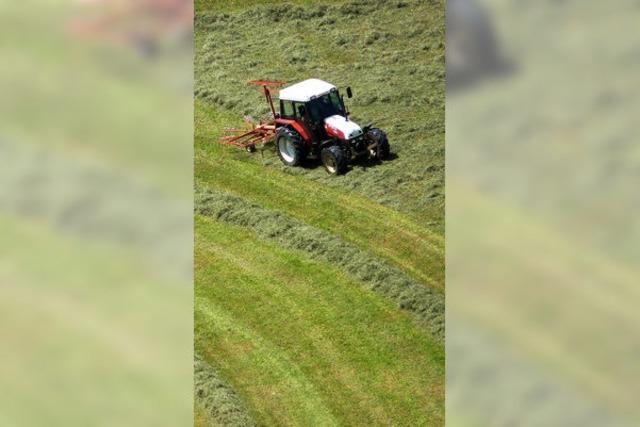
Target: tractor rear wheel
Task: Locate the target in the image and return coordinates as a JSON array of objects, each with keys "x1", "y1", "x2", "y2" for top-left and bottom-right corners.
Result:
[
  {"x1": 321, "y1": 145, "x2": 347, "y2": 175},
  {"x1": 365, "y1": 128, "x2": 390, "y2": 160},
  {"x1": 276, "y1": 127, "x2": 305, "y2": 166}
]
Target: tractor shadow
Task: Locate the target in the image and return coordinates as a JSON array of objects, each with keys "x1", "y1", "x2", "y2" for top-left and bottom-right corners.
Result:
[
  {"x1": 351, "y1": 152, "x2": 399, "y2": 173},
  {"x1": 300, "y1": 152, "x2": 399, "y2": 175}
]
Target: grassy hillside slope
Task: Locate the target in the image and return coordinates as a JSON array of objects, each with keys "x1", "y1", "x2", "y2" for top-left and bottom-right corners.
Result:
[
  {"x1": 195, "y1": 105, "x2": 444, "y2": 289},
  {"x1": 195, "y1": 216, "x2": 443, "y2": 426},
  {"x1": 194, "y1": 0, "x2": 444, "y2": 425}
]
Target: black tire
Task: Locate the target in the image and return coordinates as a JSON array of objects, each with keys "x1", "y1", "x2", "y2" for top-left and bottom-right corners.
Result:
[
  {"x1": 276, "y1": 127, "x2": 306, "y2": 166},
  {"x1": 245, "y1": 144, "x2": 256, "y2": 153},
  {"x1": 321, "y1": 145, "x2": 347, "y2": 175},
  {"x1": 365, "y1": 128, "x2": 390, "y2": 160}
]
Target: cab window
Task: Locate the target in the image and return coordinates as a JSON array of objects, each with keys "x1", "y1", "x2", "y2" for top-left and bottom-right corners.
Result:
[
  {"x1": 328, "y1": 91, "x2": 343, "y2": 113},
  {"x1": 294, "y1": 102, "x2": 307, "y2": 118},
  {"x1": 280, "y1": 100, "x2": 295, "y2": 118}
]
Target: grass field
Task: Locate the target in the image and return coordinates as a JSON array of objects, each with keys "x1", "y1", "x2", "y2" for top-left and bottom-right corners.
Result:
[
  {"x1": 194, "y1": 0, "x2": 444, "y2": 425},
  {"x1": 195, "y1": 217, "x2": 443, "y2": 426},
  {"x1": 1, "y1": 0, "x2": 193, "y2": 424}
]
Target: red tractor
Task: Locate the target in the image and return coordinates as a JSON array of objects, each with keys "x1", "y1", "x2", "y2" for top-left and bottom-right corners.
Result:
[{"x1": 220, "y1": 79, "x2": 390, "y2": 175}]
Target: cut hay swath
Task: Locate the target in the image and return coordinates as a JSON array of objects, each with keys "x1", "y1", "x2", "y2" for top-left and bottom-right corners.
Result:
[{"x1": 194, "y1": 355, "x2": 255, "y2": 427}]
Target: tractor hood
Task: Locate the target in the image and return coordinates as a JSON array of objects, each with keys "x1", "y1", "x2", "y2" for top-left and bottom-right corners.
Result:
[{"x1": 323, "y1": 115, "x2": 363, "y2": 140}]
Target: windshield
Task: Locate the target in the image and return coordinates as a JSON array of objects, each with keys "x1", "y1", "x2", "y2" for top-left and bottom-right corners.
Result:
[{"x1": 308, "y1": 91, "x2": 344, "y2": 121}]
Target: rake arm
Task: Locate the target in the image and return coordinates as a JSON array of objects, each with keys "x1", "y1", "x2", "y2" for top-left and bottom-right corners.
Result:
[{"x1": 219, "y1": 123, "x2": 276, "y2": 149}]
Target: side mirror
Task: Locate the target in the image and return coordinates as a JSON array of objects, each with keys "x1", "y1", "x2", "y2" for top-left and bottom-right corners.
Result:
[{"x1": 346, "y1": 87, "x2": 353, "y2": 98}]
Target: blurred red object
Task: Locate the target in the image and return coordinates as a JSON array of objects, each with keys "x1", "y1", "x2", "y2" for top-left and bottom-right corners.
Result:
[{"x1": 67, "y1": 0, "x2": 193, "y2": 56}]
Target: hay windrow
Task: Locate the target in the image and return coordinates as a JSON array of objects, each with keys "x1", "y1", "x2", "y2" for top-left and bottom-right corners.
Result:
[
  {"x1": 195, "y1": 187, "x2": 444, "y2": 339},
  {"x1": 194, "y1": 354, "x2": 256, "y2": 427}
]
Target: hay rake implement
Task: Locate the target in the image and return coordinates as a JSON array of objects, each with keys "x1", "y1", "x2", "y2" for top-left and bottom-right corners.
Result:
[{"x1": 219, "y1": 80, "x2": 285, "y2": 152}]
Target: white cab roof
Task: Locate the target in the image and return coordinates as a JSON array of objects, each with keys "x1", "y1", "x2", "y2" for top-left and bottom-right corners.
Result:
[{"x1": 278, "y1": 79, "x2": 336, "y2": 102}]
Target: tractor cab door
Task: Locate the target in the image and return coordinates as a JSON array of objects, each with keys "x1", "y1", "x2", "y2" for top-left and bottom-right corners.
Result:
[{"x1": 294, "y1": 102, "x2": 323, "y2": 143}]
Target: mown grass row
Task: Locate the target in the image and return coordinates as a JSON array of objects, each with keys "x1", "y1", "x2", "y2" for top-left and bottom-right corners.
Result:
[
  {"x1": 195, "y1": 187, "x2": 444, "y2": 338},
  {"x1": 195, "y1": 101, "x2": 444, "y2": 291},
  {"x1": 195, "y1": 215, "x2": 444, "y2": 426}
]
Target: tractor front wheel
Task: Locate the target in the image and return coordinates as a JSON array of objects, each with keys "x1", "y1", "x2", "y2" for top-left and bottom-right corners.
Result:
[
  {"x1": 276, "y1": 127, "x2": 306, "y2": 166},
  {"x1": 365, "y1": 128, "x2": 390, "y2": 160},
  {"x1": 321, "y1": 146, "x2": 347, "y2": 175}
]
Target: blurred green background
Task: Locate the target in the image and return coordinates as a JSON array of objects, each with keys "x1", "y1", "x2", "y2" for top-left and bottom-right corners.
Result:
[
  {"x1": 447, "y1": 0, "x2": 640, "y2": 425},
  {"x1": 0, "y1": 0, "x2": 192, "y2": 425}
]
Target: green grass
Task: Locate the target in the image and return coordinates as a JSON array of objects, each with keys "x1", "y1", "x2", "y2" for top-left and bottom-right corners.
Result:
[
  {"x1": 194, "y1": 403, "x2": 217, "y2": 427},
  {"x1": 194, "y1": 0, "x2": 444, "y2": 424},
  {"x1": 195, "y1": 0, "x2": 345, "y2": 13},
  {"x1": 195, "y1": 215, "x2": 444, "y2": 426},
  {"x1": 195, "y1": 101, "x2": 444, "y2": 290}
]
